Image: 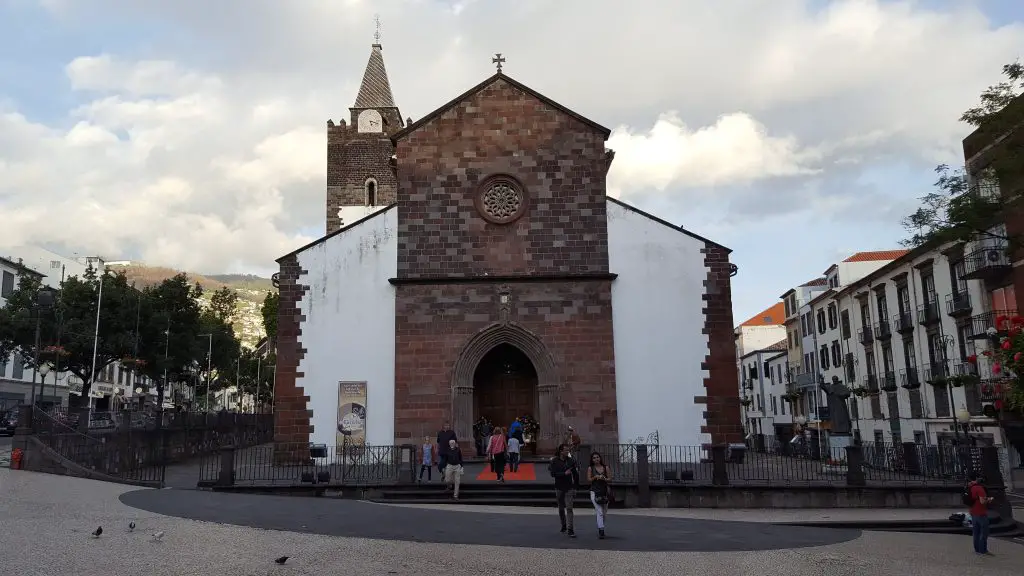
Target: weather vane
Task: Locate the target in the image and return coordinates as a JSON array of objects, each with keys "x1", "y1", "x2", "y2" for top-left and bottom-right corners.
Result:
[
  {"x1": 492, "y1": 53, "x2": 505, "y2": 73},
  {"x1": 374, "y1": 14, "x2": 382, "y2": 44}
]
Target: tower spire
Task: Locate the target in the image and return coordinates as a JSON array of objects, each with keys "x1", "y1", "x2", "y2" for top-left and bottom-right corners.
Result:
[{"x1": 353, "y1": 42, "x2": 396, "y2": 109}]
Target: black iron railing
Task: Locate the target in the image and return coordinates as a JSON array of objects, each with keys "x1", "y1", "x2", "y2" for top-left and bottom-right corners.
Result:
[
  {"x1": 917, "y1": 301, "x2": 941, "y2": 325},
  {"x1": 874, "y1": 320, "x2": 892, "y2": 340},
  {"x1": 945, "y1": 292, "x2": 972, "y2": 316}
]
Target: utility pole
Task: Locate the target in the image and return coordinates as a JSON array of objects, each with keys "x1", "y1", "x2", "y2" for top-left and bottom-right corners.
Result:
[{"x1": 86, "y1": 256, "x2": 105, "y2": 409}]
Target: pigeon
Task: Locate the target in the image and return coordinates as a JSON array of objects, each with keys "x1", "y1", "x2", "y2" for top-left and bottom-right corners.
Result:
[
  {"x1": 91, "y1": 526, "x2": 103, "y2": 538},
  {"x1": 128, "y1": 521, "x2": 135, "y2": 532},
  {"x1": 150, "y1": 531, "x2": 164, "y2": 542},
  {"x1": 274, "y1": 556, "x2": 290, "y2": 565}
]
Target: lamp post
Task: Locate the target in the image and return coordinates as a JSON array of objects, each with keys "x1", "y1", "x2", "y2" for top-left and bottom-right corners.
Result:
[
  {"x1": 30, "y1": 288, "x2": 56, "y2": 407},
  {"x1": 36, "y1": 363, "x2": 51, "y2": 407},
  {"x1": 198, "y1": 334, "x2": 213, "y2": 412},
  {"x1": 86, "y1": 257, "x2": 107, "y2": 404}
]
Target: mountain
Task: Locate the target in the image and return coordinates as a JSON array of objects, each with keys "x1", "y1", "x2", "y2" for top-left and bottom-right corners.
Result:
[{"x1": 116, "y1": 264, "x2": 274, "y2": 349}]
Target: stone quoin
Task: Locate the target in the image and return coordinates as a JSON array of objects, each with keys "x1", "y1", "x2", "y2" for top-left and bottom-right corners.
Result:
[{"x1": 272, "y1": 43, "x2": 743, "y2": 462}]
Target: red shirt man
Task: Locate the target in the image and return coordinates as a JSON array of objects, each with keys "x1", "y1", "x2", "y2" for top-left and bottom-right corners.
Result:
[{"x1": 969, "y1": 481, "x2": 989, "y2": 517}]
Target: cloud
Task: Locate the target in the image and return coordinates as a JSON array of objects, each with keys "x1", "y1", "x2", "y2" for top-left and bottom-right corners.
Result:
[
  {"x1": 607, "y1": 112, "x2": 822, "y2": 197},
  {"x1": 0, "y1": 0, "x2": 1021, "y2": 276}
]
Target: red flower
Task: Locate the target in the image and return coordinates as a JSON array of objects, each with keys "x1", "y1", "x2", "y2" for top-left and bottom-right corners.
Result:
[
  {"x1": 983, "y1": 350, "x2": 993, "y2": 357},
  {"x1": 1016, "y1": 352, "x2": 1022, "y2": 363},
  {"x1": 968, "y1": 354, "x2": 978, "y2": 364},
  {"x1": 1012, "y1": 315, "x2": 1024, "y2": 325},
  {"x1": 995, "y1": 399, "x2": 1004, "y2": 410},
  {"x1": 997, "y1": 315, "x2": 1009, "y2": 329},
  {"x1": 1002, "y1": 339, "x2": 1013, "y2": 350},
  {"x1": 993, "y1": 362, "x2": 1002, "y2": 374}
]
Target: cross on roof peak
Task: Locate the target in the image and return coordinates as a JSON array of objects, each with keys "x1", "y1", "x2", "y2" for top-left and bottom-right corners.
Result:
[{"x1": 492, "y1": 53, "x2": 505, "y2": 74}]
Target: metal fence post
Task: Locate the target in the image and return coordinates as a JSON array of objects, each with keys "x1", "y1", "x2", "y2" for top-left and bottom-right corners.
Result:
[
  {"x1": 845, "y1": 445, "x2": 866, "y2": 486},
  {"x1": 711, "y1": 445, "x2": 729, "y2": 486},
  {"x1": 981, "y1": 446, "x2": 1012, "y2": 521},
  {"x1": 636, "y1": 444, "x2": 651, "y2": 507},
  {"x1": 217, "y1": 445, "x2": 235, "y2": 487}
]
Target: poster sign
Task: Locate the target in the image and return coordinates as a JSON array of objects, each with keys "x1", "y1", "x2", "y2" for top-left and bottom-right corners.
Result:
[{"x1": 337, "y1": 381, "x2": 367, "y2": 446}]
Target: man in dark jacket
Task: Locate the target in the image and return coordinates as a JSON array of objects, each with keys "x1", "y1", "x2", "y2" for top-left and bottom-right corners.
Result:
[
  {"x1": 549, "y1": 443, "x2": 579, "y2": 538},
  {"x1": 436, "y1": 422, "x2": 457, "y2": 476}
]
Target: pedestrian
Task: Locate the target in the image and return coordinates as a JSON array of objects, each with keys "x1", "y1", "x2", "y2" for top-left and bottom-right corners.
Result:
[
  {"x1": 436, "y1": 422, "x2": 456, "y2": 477},
  {"x1": 488, "y1": 426, "x2": 508, "y2": 482},
  {"x1": 966, "y1": 472, "x2": 994, "y2": 555},
  {"x1": 443, "y1": 439, "x2": 464, "y2": 500},
  {"x1": 419, "y1": 436, "x2": 435, "y2": 482},
  {"x1": 479, "y1": 418, "x2": 493, "y2": 458},
  {"x1": 587, "y1": 451, "x2": 611, "y2": 539},
  {"x1": 548, "y1": 443, "x2": 579, "y2": 538},
  {"x1": 509, "y1": 417, "x2": 524, "y2": 444},
  {"x1": 507, "y1": 434, "x2": 521, "y2": 473}
]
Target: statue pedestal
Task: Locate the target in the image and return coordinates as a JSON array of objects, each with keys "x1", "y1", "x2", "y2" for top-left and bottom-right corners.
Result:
[{"x1": 828, "y1": 434, "x2": 852, "y2": 455}]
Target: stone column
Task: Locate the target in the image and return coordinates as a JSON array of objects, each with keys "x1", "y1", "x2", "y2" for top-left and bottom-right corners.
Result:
[
  {"x1": 452, "y1": 385, "x2": 474, "y2": 443},
  {"x1": 537, "y1": 384, "x2": 558, "y2": 453}
]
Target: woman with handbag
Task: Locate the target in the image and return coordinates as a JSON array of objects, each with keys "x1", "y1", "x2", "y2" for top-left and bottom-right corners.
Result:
[
  {"x1": 487, "y1": 426, "x2": 508, "y2": 482},
  {"x1": 587, "y1": 451, "x2": 612, "y2": 539}
]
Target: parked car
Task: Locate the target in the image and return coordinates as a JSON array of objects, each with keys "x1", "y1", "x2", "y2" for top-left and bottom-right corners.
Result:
[{"x1": 1, "y1": 410, "x2": 17, "y2": 436}]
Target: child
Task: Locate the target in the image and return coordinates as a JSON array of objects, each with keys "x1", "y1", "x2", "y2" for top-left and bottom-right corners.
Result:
[
  {"x1": 507, "y1": 434, "x2": 521, "y2": 472},
  {"x1": 419, "y1": 436, "x2": 435, "y2": 482}
]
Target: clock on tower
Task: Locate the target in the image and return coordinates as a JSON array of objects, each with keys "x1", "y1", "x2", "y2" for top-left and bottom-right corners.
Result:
[{"x1": 357, "y1": 109, "x2": 383, "y2": 133}]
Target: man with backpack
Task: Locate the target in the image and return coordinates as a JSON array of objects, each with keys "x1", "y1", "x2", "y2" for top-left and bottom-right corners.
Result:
[{"x1": 964, "y1": 472, "x2": 994, "y2": 555}]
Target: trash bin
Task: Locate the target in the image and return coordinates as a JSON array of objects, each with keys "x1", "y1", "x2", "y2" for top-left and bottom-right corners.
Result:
[{"x1": 727, "y1": 443, "x2": 747, "y2": 464}]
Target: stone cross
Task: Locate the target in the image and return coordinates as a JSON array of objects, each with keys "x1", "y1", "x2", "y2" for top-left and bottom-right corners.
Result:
[{"x1": 492, "y1": 53, "x2": 506, "y2": 73}]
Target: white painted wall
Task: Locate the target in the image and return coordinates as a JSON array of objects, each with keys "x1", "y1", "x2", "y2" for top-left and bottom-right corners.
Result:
[
  {"x1": 607, "y1": 201, "x2": 709, "y2": 452},
  {"x1": 735, "y1": 325, "x2": 786, "y2": 358},
  {"x1": 4, "y1": 245, "x2": 88, "y2": 289},
  {"x1": 338, "y1": 205, "x2": 389, "y2": 230},
  {"x1": 295, "y1": 208, "x2": 397, "y2": 449}
]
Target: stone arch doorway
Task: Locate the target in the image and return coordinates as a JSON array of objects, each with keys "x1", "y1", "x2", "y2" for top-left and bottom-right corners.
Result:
[
  {"x1": 474, "y1": 344, "x2": 537, "y2": 430},
  {"x1": 450, "y1": 323, "x2": 559, "y2": 450}
]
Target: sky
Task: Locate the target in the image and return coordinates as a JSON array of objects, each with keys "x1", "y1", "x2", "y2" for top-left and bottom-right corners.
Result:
[{"x1": 0, "y1": 0, "x2": 1022, "y2": 325}]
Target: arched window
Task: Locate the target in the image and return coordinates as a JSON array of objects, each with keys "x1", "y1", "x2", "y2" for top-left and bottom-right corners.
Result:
[{"x1": 365, "y1": 178, "x2": 377, "y2": 207}]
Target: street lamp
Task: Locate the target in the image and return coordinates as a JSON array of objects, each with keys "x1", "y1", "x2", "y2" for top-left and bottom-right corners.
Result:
[
  {"x1": 86, "y1": 257, "x2": 108, "y2": 404},
  {"x1": 37, "y1": 363, "x2": 51, "y2": 407},
  {"x1": 30, "y1": 287, "x2": 56, "y2": 407},
  {"x1": 198, "y1": 334, "x2": 213, "y2": 412}
]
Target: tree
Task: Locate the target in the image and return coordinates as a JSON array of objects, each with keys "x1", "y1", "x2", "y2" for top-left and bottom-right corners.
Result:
[
  {"x1": 0, "y1": 269, "x2": 140, "y2": 404},
  {"x1": 261, "y1": 291, "x2": 279, "y2": 343},
  {"x1": 134, "y1": 274, "x2": 204, "y2": 409},
  {"x1": 209, "y1": 286, "x2": 239, "y2": 325},
  {"x1": 902, "y1": 61, "x2": 1024, "y2": 249}
]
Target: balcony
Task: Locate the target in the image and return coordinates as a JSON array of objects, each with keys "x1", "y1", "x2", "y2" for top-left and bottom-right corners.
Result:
[
  {"x1": 953, "y1": 362, "x2": 979, "y2": 378},
  {"x1": 858, "y1": 327, "x2": 874, "y2": 346},
  {"x1": 961, "y1": 245, "x2": 1011, "y2": 283},
  {"x1": 793, "y1": 372, "x2": 817, "y2": 389},
  {"x1": 923, "y1": 362, "x2": 949, "y2": 384},
  {"x1": 862, "y1": 374, "x2": 878, "y2": 391},
  {"x1": 845, "y1": 353, "x2": 856, "y2": 382},
  {"x1": 893, "y1": 312, "x2": 915, "y2": 335},
  {"x1": 945, "y1": 292, "x2": 972, "y2": 317},
  {"x1": 879, "y1": 371, "x2": 898, "y2": 392},
  {"x1": 966, "y1": 310, "x2": 1015, "y2": 340},
  {"x1": 917, "y1": 301, "x2": 941, "y2": 326},
  {"x1": 900, "y1": 367, "x2": 921, "y2": 389},
  {"x1": 874, "y1": 320, "x2": 892, "y2": 340}
]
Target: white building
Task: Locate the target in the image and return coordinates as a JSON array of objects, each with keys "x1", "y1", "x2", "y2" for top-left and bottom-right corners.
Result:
[
  {"x1": 738, "y1": 340, "x2": 792, "y2": 445},
  {"x1": 835, "y1": 242, "x2": 1009, "y2": 450}
]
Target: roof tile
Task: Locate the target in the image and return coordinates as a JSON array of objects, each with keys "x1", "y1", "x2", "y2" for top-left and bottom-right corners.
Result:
[{"x1": 843, "y1": 250, "x2": 909, "y2": 263}]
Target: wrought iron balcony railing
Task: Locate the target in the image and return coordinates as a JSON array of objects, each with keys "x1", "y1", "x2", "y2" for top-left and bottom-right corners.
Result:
[
  {"x1": 858, "y1": 327, "x2": 874, "y2": 346},
  {"x1": 893, "y1": 312, "x2": 915, "y2": 334},
  {"x1": 874, "y1": 320, "x2": 892, "y2": 340},
  {"x1": 962, "y1": 245, "x2": 1011, "y2": 282},
  {"x1": 917, "y1": 301, "x2": 941, "y2": 326},
  {"x1": 900, "y1": 367, "x2": 920, "y2": 389},
  {"x1": 945, "y1": 292, "x2": 972, "y2": 317}
]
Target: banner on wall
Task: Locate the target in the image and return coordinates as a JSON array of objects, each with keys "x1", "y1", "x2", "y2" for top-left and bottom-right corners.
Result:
[{"x1": 337, "y1": 381, "x2": 367, "y2": 446}]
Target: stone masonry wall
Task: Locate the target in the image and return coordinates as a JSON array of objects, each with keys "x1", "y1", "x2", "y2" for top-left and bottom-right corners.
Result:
[
  {"x1": 326, "y1": 117, "x2": 399, "y2": 234},
  {"x1": 698, "y1": 243, "x2": 744, "y2": 445},
  {"x1": 393, "y1": 280, "x2": 617, "y2": 445},
  {"x1": 273, "y1": 254, "x2": 313, "y2": 463},
  {"x1": 394, "y1": 77, "x2": 611, "y2": 279}
]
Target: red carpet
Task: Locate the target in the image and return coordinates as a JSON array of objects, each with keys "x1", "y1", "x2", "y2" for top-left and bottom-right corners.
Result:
[{"x1": 476, "y1": 463, "x2": 536, "y2": 481}]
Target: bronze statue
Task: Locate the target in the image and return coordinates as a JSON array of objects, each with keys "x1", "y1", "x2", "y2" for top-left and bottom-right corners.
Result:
[{"x1": 820, "y1": 375, "x2": 853, "y2": 435}]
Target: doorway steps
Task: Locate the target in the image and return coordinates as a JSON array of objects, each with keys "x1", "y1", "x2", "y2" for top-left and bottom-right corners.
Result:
[{"x1": 368, "y1": 483, "x2": 594, "y2": 507}]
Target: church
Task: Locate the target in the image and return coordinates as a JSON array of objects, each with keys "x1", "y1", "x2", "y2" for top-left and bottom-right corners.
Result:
[{"x1": 272, "y1": 43, "x2": 742, "y2": 457}]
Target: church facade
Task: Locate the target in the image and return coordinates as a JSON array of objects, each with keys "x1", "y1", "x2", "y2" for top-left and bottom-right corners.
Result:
[{"x1": 273, "y1": 44, "x2": 742, "y2": 457}]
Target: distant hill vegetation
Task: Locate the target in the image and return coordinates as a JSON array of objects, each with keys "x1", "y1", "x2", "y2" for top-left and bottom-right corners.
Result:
[{"x1": 117, "y1": 264, "x2": 274, "y2": 349}]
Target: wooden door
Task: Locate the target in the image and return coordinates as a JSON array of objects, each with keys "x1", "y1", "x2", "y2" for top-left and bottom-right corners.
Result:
[{"x1": 476, "y1": 373, "x2": 536, "y2": 429}]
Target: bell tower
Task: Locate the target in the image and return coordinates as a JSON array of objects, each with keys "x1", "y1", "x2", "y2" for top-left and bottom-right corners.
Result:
[{"x1": 326, "y1": 42, "x2": 404, "y2": 233}]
